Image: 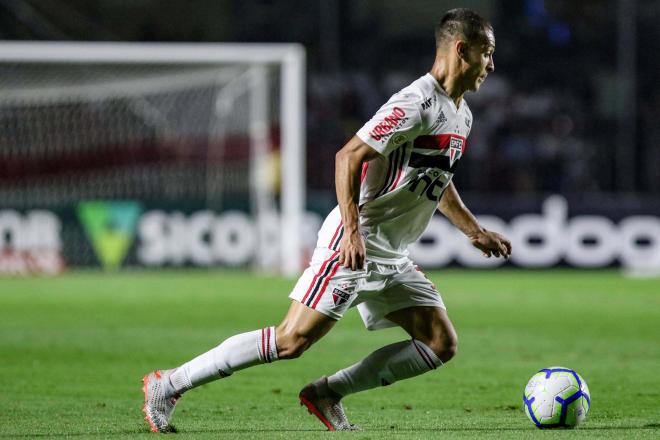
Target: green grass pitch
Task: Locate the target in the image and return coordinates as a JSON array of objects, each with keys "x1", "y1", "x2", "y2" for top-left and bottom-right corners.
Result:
[{"x1": 0, "y1": 269, "x2": 658, "y2": 439}]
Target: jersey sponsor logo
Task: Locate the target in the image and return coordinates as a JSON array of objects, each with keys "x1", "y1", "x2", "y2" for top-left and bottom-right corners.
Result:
[
  {"x1": 408, "y1": 169, "x2": 448, "y2": 201},
  {"x1": 409, "y1": 195, "x2": 660, "y2": 270},
  {"x1": 435, "y1": 110, "x2": 447, "y2": 126},
  {"x1": 421, "y1": 95, "x2": 436, "y2": 110},
  {"x1": 0, "y1": 210, "x2": 65, "y2": 275},
  {"x1": 465, "y1": 117, "x2": 471, "y2": 128},
  {"x1": 369, "y1": 106, "x2": 406, "y2": 141},
  {"x1": 448, "y1": 136, "x2": 464, "y2": 167},
  {"x1": 331, "y1": 287, "x2": 352, "y2": 306},
  {"x1": 77, "y1": 200, "x2": 143, "y2": 270}
]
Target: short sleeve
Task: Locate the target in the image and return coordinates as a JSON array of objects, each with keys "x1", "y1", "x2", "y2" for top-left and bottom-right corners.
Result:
[{"x1": 356, "y1": 92, "x2": 423, "y2": 157}]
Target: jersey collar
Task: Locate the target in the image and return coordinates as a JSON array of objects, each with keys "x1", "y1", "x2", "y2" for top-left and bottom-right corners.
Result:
[{"x1": 425, "y1": 73, "x2": 464, "y2": 113}]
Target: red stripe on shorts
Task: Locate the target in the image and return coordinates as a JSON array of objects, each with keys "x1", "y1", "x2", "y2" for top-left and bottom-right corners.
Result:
[
  {"x1": 328, "y1": 222, "x2": 342, "y2": 249},
  {"x1": 301, "y1": 250, "x2": 340, "y2": 304},
  {"x1": 311, "y1": 260, "x2": 341, "y2": 309}
]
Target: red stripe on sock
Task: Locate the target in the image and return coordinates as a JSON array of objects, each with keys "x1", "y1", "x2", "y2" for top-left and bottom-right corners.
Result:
[
  {"x1": 266, "y1": 327, "x2": 271, "y2": 363},
  {"x1": 412, "y1": 340, "x2": 436, "y2": 370},
  {"x1": 261, "y1": 328, "x2": 266, "y2": 363}
]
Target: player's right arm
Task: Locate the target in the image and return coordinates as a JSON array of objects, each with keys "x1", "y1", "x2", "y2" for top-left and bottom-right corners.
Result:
[
  {"x1": 335, "y1": 136, "x2": 380, "y2": 270},
  {"x1": 338, "y1": 87, "x2": 424, "y2": 270}
]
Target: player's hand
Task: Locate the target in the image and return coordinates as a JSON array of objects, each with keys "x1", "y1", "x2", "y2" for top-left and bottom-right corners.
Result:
[
  {"x1": 469, "y1": 229, "x2": 512, "y2": 258},
  {"x1": 338, "y1": 230, "x2": 366, "y2": 270}
]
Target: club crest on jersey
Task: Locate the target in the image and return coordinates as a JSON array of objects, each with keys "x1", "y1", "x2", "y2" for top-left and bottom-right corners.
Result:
[
  {"x1": 332, "y1": 288, "x2": 352, "y2": 306},
  {"x1": 448, "y1": 136, "x2": 464, "y2": 167},
  {"x1": 391, "y1": 133, "x2": 407, "y2": 146}
]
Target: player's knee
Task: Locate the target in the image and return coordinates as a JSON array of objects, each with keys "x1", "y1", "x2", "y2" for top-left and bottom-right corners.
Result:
[
  {"x1": 439, "y1": 339, "x2": 458, "y2": 363},
  {"x1": 274, "y1": 328, "x2": 311, "y2": 360},
  {"x1": 427, "y1": 333, "x2": 458, "y2": 364}
]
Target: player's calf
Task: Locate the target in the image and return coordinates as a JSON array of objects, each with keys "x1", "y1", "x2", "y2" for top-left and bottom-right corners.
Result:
[
  {"x1": 167, "y1": 326, "x2": 279, "y2": 394},
  {"x1": 143, "y1": 326, "x2": 279, "y2": 433},
  {"x1": 142, "y1": 301, "x2": 336, "y2": 431},
  {"x1": 326, "y1": 339, "x2": 444, "y2": 398},
  {"x1": 274, "y1": 327, "x2": 319, "y2": 359}
]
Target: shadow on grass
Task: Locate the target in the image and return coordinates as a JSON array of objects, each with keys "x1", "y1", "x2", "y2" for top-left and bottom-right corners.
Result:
[
  {"x1": 2, "y1": 422, "x2": 658, "y2": 437},
  {"x1": 0, "y1": 427, "x2": 320, "y2": 438}
]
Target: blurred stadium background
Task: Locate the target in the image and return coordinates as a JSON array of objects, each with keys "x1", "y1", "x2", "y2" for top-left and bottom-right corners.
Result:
[
  {"x1": 1, "y1": 1, "x2": 660, "y2": 438},
  {"x1": 0, "y1": 0, "x2": 660, "y2": 274},
  {"x1": 1, "y1": 0, "x2": 659, "y2": 276}
]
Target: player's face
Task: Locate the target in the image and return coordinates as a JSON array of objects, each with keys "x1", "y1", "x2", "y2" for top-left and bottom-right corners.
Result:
[{"x1": 462, "y1": 29, "x2": 495, "y2": 92}]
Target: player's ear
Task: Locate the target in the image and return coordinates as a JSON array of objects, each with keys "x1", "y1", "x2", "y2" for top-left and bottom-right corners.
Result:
[{"x1": 455, "y1": 40, "x2": 468, "y2": 60}]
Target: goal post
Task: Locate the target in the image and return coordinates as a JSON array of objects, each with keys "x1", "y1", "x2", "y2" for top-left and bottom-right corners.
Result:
[{"x1": 0, "y1": 42, "x2": 306, "y2": 276}]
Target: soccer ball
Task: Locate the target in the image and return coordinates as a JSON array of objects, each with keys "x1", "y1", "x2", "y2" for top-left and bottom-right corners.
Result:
[{"x1": 523, "y1": 366, "x2": 591, "y2": 428}]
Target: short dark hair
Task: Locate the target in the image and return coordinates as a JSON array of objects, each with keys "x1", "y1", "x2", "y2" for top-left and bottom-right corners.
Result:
[{"x1": 435, "y1": 8, "x2": 492, "y2": 48}]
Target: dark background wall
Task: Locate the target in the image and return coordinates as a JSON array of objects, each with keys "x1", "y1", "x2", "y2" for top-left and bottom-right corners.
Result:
[{"x1": 1, "y1": 0, "x2": 659, "y2": 199}]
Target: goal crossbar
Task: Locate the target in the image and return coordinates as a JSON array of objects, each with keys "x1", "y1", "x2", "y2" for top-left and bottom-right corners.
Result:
[{"x1": 0, "y1": 41, "x2": 306, "y2": 276}]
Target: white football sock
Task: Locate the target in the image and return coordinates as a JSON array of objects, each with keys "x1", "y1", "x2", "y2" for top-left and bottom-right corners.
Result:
[
  {"x1": 169, "y1": 326, "x2": 278, "y2": 393},
  {"x1": 326, "y1": 339, "x2": 442, "y2": 397}
]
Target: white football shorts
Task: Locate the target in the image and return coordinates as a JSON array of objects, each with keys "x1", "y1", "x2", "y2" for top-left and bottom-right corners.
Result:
[{"x1": 289, "y1": 247, "x2": 445, "y2": 330}]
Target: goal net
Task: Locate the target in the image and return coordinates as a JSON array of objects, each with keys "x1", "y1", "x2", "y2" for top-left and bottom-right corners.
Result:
[{"x1": 0, "y1": 43, "x2": 305, "y2": 275}]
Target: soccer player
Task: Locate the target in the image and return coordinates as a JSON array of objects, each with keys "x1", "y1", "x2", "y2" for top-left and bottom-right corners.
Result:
[{"x1": 143, "y1": 8, "x2": 510, "y2": 432}]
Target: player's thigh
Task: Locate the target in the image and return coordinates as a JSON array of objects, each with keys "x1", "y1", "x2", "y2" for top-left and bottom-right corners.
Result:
[
  {"x1": 285, "y1": 247, "x2": 365, "y2": 346},
  {"x1": 279, "y1": 246, "x2": 351, "y2": 358}
]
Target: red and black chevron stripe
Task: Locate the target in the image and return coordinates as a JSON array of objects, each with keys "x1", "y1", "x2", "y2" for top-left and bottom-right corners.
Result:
[
  {"x1": 301, "y1": 251, "x2": 341, "y2": 308},
  {"x1": 412, "y1": 339, "x2": 437, "y2": 370},
  {"x1": 261, "y1": 327, "x2": 274, "y2": 363},
  {"x1": 328, "y1": 222, "x2": 344, "y2": 251},
  {"x1": 375, "y1": 145, "x2": 406, "y2": 197}
]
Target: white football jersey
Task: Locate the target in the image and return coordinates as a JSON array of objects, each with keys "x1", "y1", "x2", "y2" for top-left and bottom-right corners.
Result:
[{"x1": 318, "y1": 73, "x2": 473, "y2": 263}]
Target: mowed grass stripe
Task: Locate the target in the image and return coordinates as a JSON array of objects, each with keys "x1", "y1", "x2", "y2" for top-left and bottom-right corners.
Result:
[{"x1": 0, "y1": 269, "x2": 658, "y2": 439}]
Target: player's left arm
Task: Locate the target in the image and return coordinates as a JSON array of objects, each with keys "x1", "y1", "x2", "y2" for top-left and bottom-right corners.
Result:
[{"x1": 438, "y1": 181, "x2": 512, "y2": 258}]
